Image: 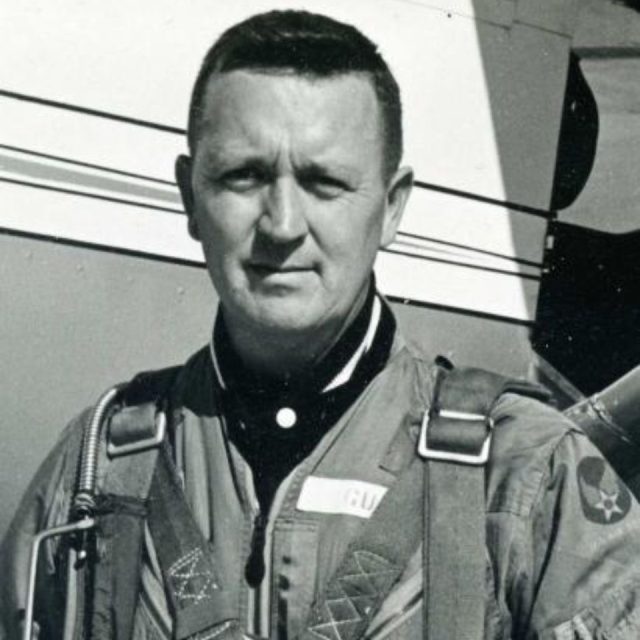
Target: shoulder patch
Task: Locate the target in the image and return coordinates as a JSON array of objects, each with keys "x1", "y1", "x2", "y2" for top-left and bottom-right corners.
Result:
[{"x1": 577, "y1": 457, "x2": 631, "y2": 525}]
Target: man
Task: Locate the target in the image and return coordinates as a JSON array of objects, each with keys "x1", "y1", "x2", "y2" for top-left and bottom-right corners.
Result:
[{"x1": 3, "y1": 9, "x2": 640, "y2": 640}]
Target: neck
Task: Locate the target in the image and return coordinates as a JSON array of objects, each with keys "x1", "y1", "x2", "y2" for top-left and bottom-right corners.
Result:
[{"x1": 221, "y1": 288, "x2": 370, "y2": 379}]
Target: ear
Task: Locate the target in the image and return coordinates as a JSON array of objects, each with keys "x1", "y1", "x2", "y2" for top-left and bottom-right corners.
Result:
[
  {"x1": 175, "y1": 154, "x2": 199, "y2": 240},
  {"x1": 380, "y1": 166, "x2": 413, "y2": 248}
]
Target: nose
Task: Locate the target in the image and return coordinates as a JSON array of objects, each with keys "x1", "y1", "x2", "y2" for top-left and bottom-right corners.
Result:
[{"x1": 258, "y1": 177, "x2": 308, "y2": 243}]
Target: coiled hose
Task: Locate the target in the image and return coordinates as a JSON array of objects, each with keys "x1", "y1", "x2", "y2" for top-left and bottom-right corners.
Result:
[{"x1": 72, "y1": 385, "x2": 121, "y2": 519}]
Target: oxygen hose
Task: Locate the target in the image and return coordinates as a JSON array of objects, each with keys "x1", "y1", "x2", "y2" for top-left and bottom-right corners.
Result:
[
  {"x1": 22, "y1": 385, "x2": 122, "y2": 640},
  {"x1": 72, "y1": 385, "x2": 122, "y2": 519}
]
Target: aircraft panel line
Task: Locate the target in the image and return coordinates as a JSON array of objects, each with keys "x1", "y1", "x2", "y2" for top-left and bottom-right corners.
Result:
[
  {"x1": 0, "y1": 143, "x2": 176, "y2": 187},
  {"x1": 383, "y1": 247, "x2": 541, "y2": 281},
  {"x1": 412, "y1": 180, "x2": 552, "y2": 219},
  {"x1": 0, "y1": 89, "x2": 185, "y2": 135},
  {"x1": 397, "y1": 230, "x2": 544, "y2": 268},
  {"x1": 0, "y1": 176, "x2": 184, "y2": 215}
]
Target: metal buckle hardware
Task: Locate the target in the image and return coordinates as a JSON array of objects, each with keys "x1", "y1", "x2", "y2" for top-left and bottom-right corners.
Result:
[
  {"x1": 22, "y1": 517, "x2": 96, "y2": 640},
  {"x1": 418, "y1": 408, "x2": 494, "y2": 465},
  {"x1": 107, "y1": 410, "x2": 167, "y2": 457}
]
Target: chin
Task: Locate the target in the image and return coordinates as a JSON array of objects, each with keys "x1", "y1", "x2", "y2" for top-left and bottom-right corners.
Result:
[
  {"x1": 228, "y1": 289, "x2": 343, "y2": 337},
  {"x1": 251, "y1": 309, "x2": 318, "y2": 336}
]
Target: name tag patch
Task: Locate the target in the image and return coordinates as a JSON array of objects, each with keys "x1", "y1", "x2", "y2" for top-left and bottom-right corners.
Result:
[{"x1": 297, "y1": 476, "x2": 388, "y2": 519}]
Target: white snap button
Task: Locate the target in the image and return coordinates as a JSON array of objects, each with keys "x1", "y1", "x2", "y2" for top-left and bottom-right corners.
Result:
[{"x1": 276, "y1": 407, "x2": 297, "y2": 429}]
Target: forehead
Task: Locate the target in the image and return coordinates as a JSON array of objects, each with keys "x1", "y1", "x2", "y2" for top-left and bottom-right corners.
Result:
[{"x1": 194, "y1": 70, "x2": 384, "y2": 166}]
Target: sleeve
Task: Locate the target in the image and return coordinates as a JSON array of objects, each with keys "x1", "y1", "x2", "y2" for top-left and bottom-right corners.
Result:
[
  {"x1": 520, "y1": 429, "x2": 640, "y2": 639},
  {"x1": 0, "y1": 411, "x2": 87, "y2": 640}
]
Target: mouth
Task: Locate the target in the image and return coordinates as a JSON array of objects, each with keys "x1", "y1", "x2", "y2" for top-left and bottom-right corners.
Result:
[{"x1": 248, "y1": 263, "x2": 314, "y2": 276}]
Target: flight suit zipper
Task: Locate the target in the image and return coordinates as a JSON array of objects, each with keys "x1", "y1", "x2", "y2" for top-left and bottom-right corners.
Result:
[
  {"x1": 244, "y1": 466, "x2": 297, "y2": 638},
  {"x1": 246, "y1": 513, "x2": 268, "y2": 586}
]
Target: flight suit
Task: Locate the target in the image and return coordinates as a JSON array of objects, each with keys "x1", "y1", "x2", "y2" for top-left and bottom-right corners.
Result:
[{"x1": 3, "y1": 334, "x2": 640, "y2": 639}]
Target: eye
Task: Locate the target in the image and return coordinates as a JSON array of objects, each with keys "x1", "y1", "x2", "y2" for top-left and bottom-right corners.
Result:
[
  {"x1": 220, "y1": 166, "x2": 268, "y2": 192},
  {"x1": 300, "y1": 172, "x2": 351, "y2": 199}
]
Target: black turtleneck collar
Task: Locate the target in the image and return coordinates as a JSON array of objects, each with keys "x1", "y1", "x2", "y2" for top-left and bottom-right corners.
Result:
[{"x1": 214, "y1": 280, "x2": 379, "y2": 397}]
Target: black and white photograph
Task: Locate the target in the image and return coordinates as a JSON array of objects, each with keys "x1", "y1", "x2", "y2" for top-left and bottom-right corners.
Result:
[{"x1": 1, "y1": 1, "x2": 639, "y2": 637}]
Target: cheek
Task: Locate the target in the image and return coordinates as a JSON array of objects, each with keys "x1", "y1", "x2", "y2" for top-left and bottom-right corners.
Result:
[
  {"x1": 347, "y1": 219, "x2": 385, "y2": 278},
  {"x1": 321, "y1": 221, "x2": 382, "y2": 289},
  {"x1": 196, "y1": 196, "x2": 255, "y2": 254},
  {"x1": 316, "y1": 191, "x2": 385, "y2": 244},
  {"x1": 342, "y1": 211, "x2": 385, "y2": 259}
]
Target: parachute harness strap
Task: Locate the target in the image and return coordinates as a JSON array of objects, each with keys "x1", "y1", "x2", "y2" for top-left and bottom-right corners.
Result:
[{"x1": 419, "y1": 364, "x2": 513, "y2": 640}]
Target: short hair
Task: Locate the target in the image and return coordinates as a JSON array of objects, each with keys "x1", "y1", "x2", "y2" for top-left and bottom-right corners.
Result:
[{"x1": 187, "y1": 10, "x2": 403, "y2": 179}]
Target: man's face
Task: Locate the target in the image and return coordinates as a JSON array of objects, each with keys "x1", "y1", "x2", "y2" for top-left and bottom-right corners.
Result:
[{"x1": 178, "y1": 70, "x2": 411, "y2": 341}]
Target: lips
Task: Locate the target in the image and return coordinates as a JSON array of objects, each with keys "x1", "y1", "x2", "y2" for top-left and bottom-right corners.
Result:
[{"x1": 248, "y1": 263, "x2": 313, "y2": 275}]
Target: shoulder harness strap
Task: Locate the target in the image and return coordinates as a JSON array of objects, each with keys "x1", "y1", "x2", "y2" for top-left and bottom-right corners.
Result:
[
  {"x1": 420, "y1": 359, "x2": 549, "y2": 640},
  {"x1": 74, "y1": 365, "x2": 182, "y2": 640},
  {"x1": 102, "y1": 364, "x2": 244, "y2": 640},
  {"x1": 146, "y1": 445, "x2": 241, "y2": 640}
]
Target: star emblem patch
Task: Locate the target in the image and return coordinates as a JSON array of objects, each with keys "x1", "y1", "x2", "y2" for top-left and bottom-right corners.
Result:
[{"x1": 577, "y1": 456, "x2": 631, "y2": 525}]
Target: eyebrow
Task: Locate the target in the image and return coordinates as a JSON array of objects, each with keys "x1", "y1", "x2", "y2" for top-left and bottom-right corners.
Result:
[
  {"x1": 296, "y1": 160, "x2": 358, "y2": 181},
  {"x1": 197, "y1": 146, "x2": 362, "y2": 182},
  {"x1": 198, "y1": 148, "x2": 270, "y2": 172}
]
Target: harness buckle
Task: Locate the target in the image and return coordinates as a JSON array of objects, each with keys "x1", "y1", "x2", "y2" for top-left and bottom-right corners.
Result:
[
  {"x1": 107, "y1": 409, "x2": 167, "y2": 457},
  {"x1": 418, "y1": 409, "x2": 494, "y2": 465}
]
